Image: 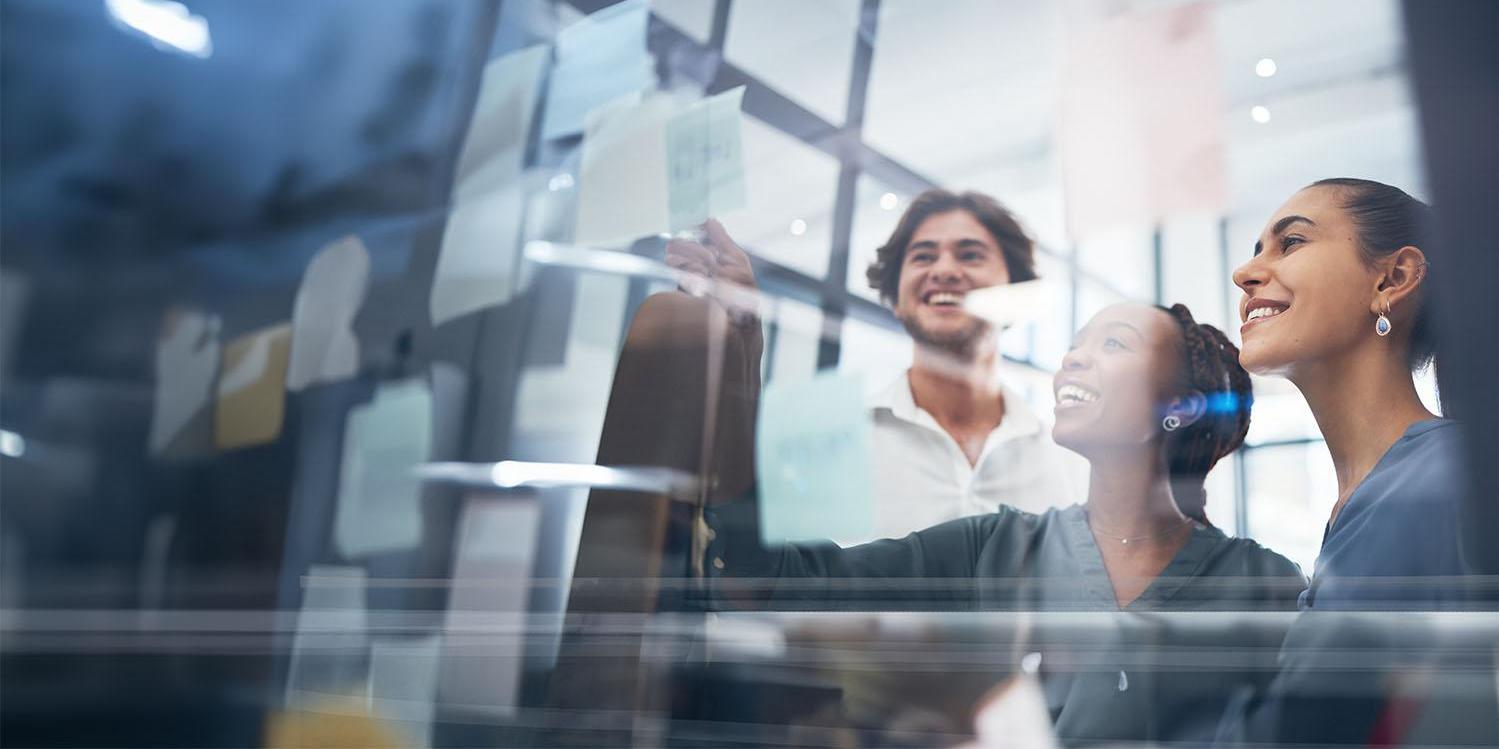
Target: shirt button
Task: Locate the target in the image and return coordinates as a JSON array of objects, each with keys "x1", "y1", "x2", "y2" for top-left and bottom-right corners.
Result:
[
  {"x1": 712, "y1": 557, "x2": 725, "y2": 570},
  {"x1": 705, "y1": 527, "x2": 717, "y2": 541}
]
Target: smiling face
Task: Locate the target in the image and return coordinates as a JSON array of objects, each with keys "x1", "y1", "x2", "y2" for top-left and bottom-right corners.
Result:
[
  {"x1": 892, "y1": 210, "x2": 1012, "y2": 356},
  {"x1": 1232, "y1": 186, "x2": 1382, "y2": 377},
  {"x1": 1051, "y1": 303, "x2": 1184, "y2": 456}
]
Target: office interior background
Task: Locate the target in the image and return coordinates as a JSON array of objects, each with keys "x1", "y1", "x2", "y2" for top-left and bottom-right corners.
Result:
[{"x1": 2, "y1": 0, "x2": 1496, "y2": 746}]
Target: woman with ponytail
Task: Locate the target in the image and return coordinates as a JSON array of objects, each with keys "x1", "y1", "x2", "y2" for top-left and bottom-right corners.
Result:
[
  {"x1": 1231, "y1": 177, "x2": 1470, "y2": 611},
  {"x1": 703, "y1": 302, "x2": 1302, "y2": 744}
]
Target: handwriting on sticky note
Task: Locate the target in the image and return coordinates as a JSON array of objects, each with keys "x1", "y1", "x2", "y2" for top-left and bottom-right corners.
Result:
[
  {"x1": 756, "y1": 371, "x2": 874, "y2": 544},
  {"x1": 666, "y1": 86, "x2": 747, "y2": 232}
]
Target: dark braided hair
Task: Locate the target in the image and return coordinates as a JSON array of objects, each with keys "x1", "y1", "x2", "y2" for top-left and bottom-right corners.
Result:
[{"x1": 1157, "y1": 304, "x2": 1254, "y2": 525}]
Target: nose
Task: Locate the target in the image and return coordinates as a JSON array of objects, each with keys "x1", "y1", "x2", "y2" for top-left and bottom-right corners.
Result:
[
  {"x1": 1232, "y1": 254, "x2": 1268, "y2": 294},
  {"x1": 1060, "y1": 344, "x2": 1091, "y2": 372},
  {"x1": 930, "y1": 250, "x2": 962, "y2": 281}
]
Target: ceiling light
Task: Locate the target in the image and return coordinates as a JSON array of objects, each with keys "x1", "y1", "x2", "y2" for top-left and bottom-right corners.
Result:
[
  {"x1": 1255, "y1": 58, "x2": 1277, "y2": 78},
  {"x1": 1250, "y1": 105, "x2": 1271, "y2": 124},
  {"x1": 789, "y1": 219, "x2": 808, "y2": 236},
  {"x1": 880, "y1": 192, "x2": 899, "y2": 210}
]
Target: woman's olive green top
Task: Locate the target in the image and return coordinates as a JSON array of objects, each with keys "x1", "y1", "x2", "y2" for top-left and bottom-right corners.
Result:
[{"x1": 704, "y1": 503, "x2": 1306, "y2": 745}]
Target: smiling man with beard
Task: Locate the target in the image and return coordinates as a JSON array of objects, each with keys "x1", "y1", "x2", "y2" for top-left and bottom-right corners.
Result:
[
  {"x1": 668, "y1": 189, "x2": 1084, "y2": 544},
  {"x1": 853, "y1": 189, "x2": 1083, "y2": 542}
]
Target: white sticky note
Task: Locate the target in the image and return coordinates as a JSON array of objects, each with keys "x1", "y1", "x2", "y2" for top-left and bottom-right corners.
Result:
[
  {"x1": 334, "y1": 379, "x2": 433, "y2": 559},
  {"x1": 285, "y1": 565, "x2": 369, "y2": 704},
  {"x1": 574, "y1": 87, "x2": 747, "y2": 247},
  {"x1": 437, "y1": 497, "x2": 540, "y2": 718},
  {"x1": 540, "y1": 0, "x2": 655, "y2": 141},
  {"x1": 149, "y1": 309, "x2": 221, "y2": 457},
  {"x1": 961, "y1": 279, "x2": 1062, "y2": 328},
  {"x1": 368, "y1": 635, "x2": 442, "y2": 747},
  {"x1": 755, "y1": 371, "x2": 874, "y2": 544},
  {"x1": 214, "y1": 323, "x2": 292, "y2": 451},
  {"x1": 430, "y1": 44, "x2": 549, "y2": 325},
  {"x1": 287, "y1": 235, "x2": 369, "y2": 392},
  {"x1": 666, "y1": 86, "x2": 747, "y2": 231},
  {"x1": 573, "y1": 92, "x2": 677, "y2": 247}
]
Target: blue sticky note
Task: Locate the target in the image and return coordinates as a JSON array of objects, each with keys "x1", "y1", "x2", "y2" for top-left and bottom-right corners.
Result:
[
  {"x1": 666, "y1": 86, "x2": 747, "y2": 232},
  {"x1": 541, "y1": 0, "x2": 655, "y2": 140},
  {"x1": 756, "y1": 371, "x2": 875, "y2": 544},
  {"x1": 334, "y1": 379, "x2": 433, "y2": 558}
]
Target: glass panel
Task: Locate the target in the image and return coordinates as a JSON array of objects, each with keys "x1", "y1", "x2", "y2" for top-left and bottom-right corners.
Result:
[
  {"x1": 1244, "y1": 374, "x2": 1322, "y2": 446},
  {"x1": 1074, "y1": 277, "x2": 1127, "y2": 330},
  {"x1": 1243, "y1": 442, "x2": 1338, "y2": 575},
  {"x1": 1161, "y1": 214, "x2": 1228, "y2": 330},
  {"x1": 837, "y1": 314, "x2": 911, "y2": 384},
  {"x1": 722, "y1": 114, "x2": 839, "y2": 279},
  {"x1": 1075, "y1": 225, "x2": 1154, "y2": 302},
  {"x1": 1029, "y1": 252, "x2": 1075, "y2": 371},
  {"x1": 765, "y1": 296, "x2": 825, "y2": 384},
  {"x1": 847, "y1": 174, "x2": 910, "y2": 302},
  {"x1": 653, "y1": 0, "x2": 715, "y2": 44},
  {"x1": 863, "y1": 1, "x2": 1063, "y2": 187},
  {"x1": 724, "y1": 0, "x2": 861, "y2": 126}
]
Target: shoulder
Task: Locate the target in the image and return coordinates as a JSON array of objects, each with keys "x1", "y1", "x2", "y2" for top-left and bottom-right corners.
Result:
[
  {"x1": 1222, "y1": 535, "x2": 1307, "y2": 583},
  {"x1": 1348, "y1": 420, "x2": 1467, "y2": 524}
]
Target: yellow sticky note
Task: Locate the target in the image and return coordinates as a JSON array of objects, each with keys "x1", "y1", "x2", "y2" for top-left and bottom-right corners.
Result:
[{"x1": 214, "y1": 323, "x2": 292, "y2": 450}]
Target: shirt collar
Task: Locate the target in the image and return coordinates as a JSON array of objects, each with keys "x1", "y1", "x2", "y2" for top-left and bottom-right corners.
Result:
[{"x1": 870, "y1": 370, "x2": 1044, "y2": 442}]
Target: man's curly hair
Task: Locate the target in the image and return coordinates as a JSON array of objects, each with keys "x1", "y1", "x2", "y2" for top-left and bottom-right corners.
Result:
[{"x1": 865, "y1": 189, "x2": 1038, "y2": 305}]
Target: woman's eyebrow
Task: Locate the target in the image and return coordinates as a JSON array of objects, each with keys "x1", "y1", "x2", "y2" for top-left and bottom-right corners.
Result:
[{"x1": 1254, "y1": 215, "x2": 1317, "y2": 254}]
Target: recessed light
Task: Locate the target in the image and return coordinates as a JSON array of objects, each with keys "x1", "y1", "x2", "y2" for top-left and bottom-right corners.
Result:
[
  {"x1": 1251, "y1": 105, "x2": 1271, "y2": 124},
  {"x1": 1255, "y1": 58, "x2": 1277, "y2": 78},
  {"x1": 789, "y1": 219, "x2": 808, "y2": 236},
  {"x1": 880, "y1": 192, "x2": 899, "y2": 210}
]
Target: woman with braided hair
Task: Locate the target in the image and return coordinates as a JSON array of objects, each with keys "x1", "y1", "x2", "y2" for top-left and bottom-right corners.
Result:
[{"x1": 703, "y1": 302, "x2": 1304, "y2": 745}]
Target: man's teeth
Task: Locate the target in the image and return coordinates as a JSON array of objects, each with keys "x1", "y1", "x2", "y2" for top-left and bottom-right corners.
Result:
[
  {"x1": 1246, "y1": 305, "x2": 1288, "y2": 321},
  {"x1": 927, "y1": 292, "x2": 963, "y2": 306},
  {"x1": 1056, "y1": 384, "x2": 1098, "y2": 404}
]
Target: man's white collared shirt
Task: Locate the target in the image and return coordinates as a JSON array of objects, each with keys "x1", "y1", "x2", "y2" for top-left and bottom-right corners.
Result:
[{"x1": 839, "y1": 372, "x2": 1087, "y2": 546}]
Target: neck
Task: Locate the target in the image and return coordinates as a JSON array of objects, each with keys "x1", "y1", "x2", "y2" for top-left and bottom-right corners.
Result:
[
  {"x1": 1289, "y1": 344, "x2": 1436, "y2": 496},
  {"x1": 908, "y1": 343, "x2": 1003, "y2": 427},
  {"x1": 1084, "y1": 446, "x2": 1187, "y2": 537}
]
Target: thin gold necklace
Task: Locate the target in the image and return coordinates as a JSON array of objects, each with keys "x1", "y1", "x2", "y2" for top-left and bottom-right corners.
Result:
[{"x1": 1087, "y1": 514, "x2": 1194, "y2": 545}]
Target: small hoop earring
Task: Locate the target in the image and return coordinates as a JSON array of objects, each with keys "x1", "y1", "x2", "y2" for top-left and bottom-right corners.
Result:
[
  {"x1": 1162, "y1": 415, "x2": 1182, "y2": 432},
  {"x1": 1375, "y1": 298, "x2": 1392, "y2": 337}
]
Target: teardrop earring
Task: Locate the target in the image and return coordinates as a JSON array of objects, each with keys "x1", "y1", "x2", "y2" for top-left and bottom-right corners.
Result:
[{"x1": 1375, "y1": 298, "x2": 1393, "y2": 337}]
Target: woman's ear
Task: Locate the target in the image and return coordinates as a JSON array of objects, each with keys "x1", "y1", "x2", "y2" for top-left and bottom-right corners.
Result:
[
  {"x1": 1372, "y1": 245, "x2": 1429, "y2": 317},
  {"x1": 1167, "y1": 390, "x2": 1208, "y2": 429}
]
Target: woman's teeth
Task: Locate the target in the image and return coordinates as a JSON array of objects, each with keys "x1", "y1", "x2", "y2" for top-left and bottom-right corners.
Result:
[
  {"x1": 1246, "y1": 305, "x2": 1287, "y2": 321},
  {"x1": 1056, "y1": 384, "x2": 1098, "y2": 405},
  {"x1": 927, "y1": 292, "x2": 963, "y2": 306}
]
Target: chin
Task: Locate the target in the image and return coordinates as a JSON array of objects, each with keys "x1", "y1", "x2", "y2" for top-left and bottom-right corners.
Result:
[
  {"x1": 1050, "y1": 421, "x2": 1087, "y2": 456},
  {"x1": 1236, "y1": 339, "x2": 1293, "y2": 377}
]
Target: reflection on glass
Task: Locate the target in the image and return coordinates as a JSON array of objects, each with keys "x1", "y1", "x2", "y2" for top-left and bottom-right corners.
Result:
[
  {"x1": 724, "y1": 0, "x2": 861, "y2": 126},
  {"x1": 1244, "y1": 443, "x2": 1337, "y2": 573},
  {"x1": 722, "y1": 114, "x2": 839, "y2": 278}
]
